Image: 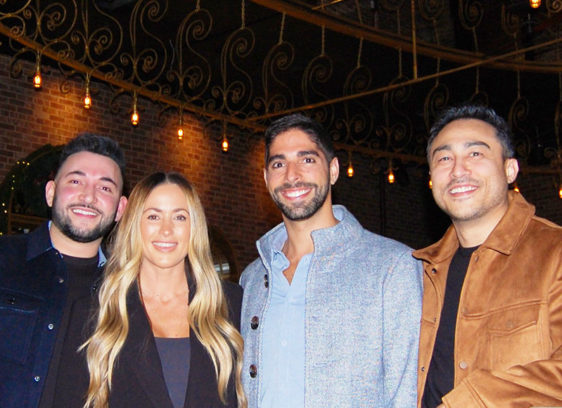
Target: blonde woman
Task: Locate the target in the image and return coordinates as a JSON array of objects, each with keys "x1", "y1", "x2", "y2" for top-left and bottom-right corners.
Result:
[{"x1": 54, "y1": 172, "x2": 245, "y2": 408}]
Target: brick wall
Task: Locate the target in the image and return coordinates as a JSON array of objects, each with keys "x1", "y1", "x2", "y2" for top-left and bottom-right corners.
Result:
[{"x1": 0, "y1": 54, "x2": 560, "y2": 276}]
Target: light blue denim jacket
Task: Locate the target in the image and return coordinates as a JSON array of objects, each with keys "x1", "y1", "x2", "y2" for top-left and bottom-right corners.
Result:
[{"x1": 240, "y1": 205, "x2": 423, "y2": 408}]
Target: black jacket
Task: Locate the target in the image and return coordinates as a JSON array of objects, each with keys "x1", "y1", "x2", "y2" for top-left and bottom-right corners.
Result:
[
  {"x1": 0, "y1": 222, "x2": 103, "y2": 408},
  {"x1": 53, "y1": 276, "x2": 243, "y2": 408}
]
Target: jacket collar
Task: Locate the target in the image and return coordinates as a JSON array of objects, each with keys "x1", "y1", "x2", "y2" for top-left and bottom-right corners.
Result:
[
  {"x1": 413, "y1": 192, "x2": 535, "y2": 264},
  {"x1": 123, "y1": 285, "x2": 175, "y2": 408},
  {"x1": 26, "y1": 221, "x2": 107, "y2": 266},
  {"x1": 26, "y1": 221, "x2": 54, "y2": 261},
  {"x1": 122, "y1": 270, "x2": 210, "y2": 408},
  {"x1": 256, "y1": 205, "x2": 363, "y2": 268}
]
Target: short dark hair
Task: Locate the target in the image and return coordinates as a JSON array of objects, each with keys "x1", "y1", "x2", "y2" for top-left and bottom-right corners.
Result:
[
  {"x1": 57, "y1": 133, "x2": 126, "y2": 185},
  {"x1": 264, "y1": 113, "x2": 335, "y2": 164},
  {"x1": 427, "y1": 104, "x2": 515, "y2": 161}
]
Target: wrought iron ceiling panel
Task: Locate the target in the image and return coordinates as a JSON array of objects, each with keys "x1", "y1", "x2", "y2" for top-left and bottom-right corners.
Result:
[{"x1": 0, "y1": 0, "x2": 561, "y2": 173}]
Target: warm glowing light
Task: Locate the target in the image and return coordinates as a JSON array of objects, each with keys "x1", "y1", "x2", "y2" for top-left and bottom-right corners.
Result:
[
  {"x1": 131, "y1": 110, "x2": 139, "y2": 126},
  {"x1": 429, "y1": 179, "x2": 433, "y2": 189},
  {"x1": 530, "y1": 0, "x2": 541, "y2": 8},
  {"x1": 222, "y1": 137, "x2": 229, "y2": 152},
  {"x1": 514, "y1": 183, "x2": 520, "y2": 193},
  {"x1": 347, "y1": 163, "x2": 354, "y2": 178},
  {"x1": 559, "y1": 184, "x2": 562, "y2": 199},
  {"x1": 131, "y1": 92, "x2": 139, "y2": 126},
  {"x1": 84, "y1": 92, "x2": 92, "y2": 109},
  {"x1": 387, "y1": 169, "x2": 395, "y2": 184},
  {"x1": 33, "y1": 71, "x2": 42, "y2": 88},
  {"x1": 84, "y1": 75, "x2": 92, "y2": 109},
  {"x1": 177, "y1": 107, "x2": 184, "y2": 140}
]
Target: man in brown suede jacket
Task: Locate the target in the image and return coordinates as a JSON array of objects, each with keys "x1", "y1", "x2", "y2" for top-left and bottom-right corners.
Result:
[{"x1": 414, "y1": 104, "x2": 562, "y2": 408}]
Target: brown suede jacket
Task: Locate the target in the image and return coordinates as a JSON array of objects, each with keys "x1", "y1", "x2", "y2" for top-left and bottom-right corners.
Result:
[{"x1": 413, "y1": 192, "x2": 562, "y2": 407}]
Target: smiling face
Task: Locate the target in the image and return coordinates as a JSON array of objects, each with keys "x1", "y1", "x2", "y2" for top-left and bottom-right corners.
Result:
[
  {"x1": 46, "y1": 151, "x2": 126, "y2": 244},
  {"x1": 140, "y1": 183, "x2": 191, "y2": 273},
  {"x1": 429, "y1": 118, "x2": 518, "y2": 229},
  {"x1": 264, "y1": 128, "x2": 339, "y2": 222}
]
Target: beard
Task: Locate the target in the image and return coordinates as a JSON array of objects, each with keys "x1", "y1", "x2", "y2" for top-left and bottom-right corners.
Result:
[
  {"x1": 271, "y1": 181, "x2": 330, "y2": 221},
  {"x1": 434, "y1": 176, "x2": 509, "y2": 224},
  {"x1": 51, "y1": 196, "x2": 116, "y2": 243}
]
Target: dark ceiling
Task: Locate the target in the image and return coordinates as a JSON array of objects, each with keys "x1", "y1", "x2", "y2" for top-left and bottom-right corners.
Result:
[{"x1": 1, "y1": 0, "x2": 561, "y2": 173}]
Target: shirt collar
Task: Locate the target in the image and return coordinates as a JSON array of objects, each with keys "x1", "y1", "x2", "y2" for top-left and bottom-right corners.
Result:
[{"x1": 46, "y1": 220, "x2": 107, "y2": 266}]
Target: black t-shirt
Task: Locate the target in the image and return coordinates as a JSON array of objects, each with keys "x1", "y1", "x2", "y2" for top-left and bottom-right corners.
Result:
[
  {"x1": 38, "y1": 254, "x2": 99, "y2": 408},
  {"x1": 422, "y1": 245, "x2": 478, "y2": 408}
]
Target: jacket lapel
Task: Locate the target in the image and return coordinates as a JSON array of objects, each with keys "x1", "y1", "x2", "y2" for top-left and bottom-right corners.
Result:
[{"x1": 121, "y1": 288, "x2": 174, "y2": 408}]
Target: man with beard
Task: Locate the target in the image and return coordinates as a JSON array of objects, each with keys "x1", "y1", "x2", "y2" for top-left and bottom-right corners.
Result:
[
  {"x1": 0, "y1": 134, "x2": 127, "y2": 408},
  {"x1": 240, "y1": 114, "x2": 423, "y2": 408},
  {"x1": 415, "y1": 105, "x2": 562, "y2": 407}
]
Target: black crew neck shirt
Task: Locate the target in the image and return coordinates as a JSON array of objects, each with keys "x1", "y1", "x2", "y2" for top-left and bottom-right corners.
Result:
[{"x1": 422, "y1": 245, "x2": 478, "y2": 408}]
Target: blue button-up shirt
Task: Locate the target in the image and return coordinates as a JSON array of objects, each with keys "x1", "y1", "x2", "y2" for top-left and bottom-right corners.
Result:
[{"x1": 260, "y1": 238, "x2": 311, "y2": 408}]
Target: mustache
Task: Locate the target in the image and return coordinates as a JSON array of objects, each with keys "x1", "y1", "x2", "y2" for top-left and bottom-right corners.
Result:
[
  {"x1": 67, "y1": 203, "x2": 102, "y2": 214},
  {"x1": 274, "y1": 182, "x2": 317, "y2": 194},
  {"x1": 446, "y1": 177, "x2": 479, "y2": 190}
]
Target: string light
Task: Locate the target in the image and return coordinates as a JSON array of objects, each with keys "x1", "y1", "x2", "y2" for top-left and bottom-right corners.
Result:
[
  {"x1": 131, "y1": 92, "x2": 139, "y2": 126},
  {"x1": 558, "y1": 183, "x2": 562, "y2": 199},
  {"x1": 529, "y1": 0, "x2": 541, "y2": 8},
  {"x1": 83, "y1": 75, "x2": 91, "y2": 109},
  {"x1": 428, "y1": 179, "x2": 433, "y2": 189},
  {"x1": 513, "y1": 183, "x2": 520, "y2": 193}
]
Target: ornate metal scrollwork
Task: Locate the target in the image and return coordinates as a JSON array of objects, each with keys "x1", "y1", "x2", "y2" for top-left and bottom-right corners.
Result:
[
  {"x1": 423, "y1": 82, "x2": 449, "y2": 132},
  {"x1": 210, "y1": 25, "x2": 255, "y2": 116},
  {"x1": 0, "y1": 0, "x2": 560, "y2": 176},
  {"x1": 509, "y1": 96, "x2": 532, "y2": 160}
]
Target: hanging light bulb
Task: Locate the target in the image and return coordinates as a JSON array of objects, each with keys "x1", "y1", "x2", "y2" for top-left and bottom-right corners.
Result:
[
  {"x1": 428, "y1": 179, "x2": 433, "y2": 189},
  {"x1": 346, "y1": 152, "x2": 354, "y2": 178},
  {"x1": 388, "y1": 168, "x2": 395, "y2": 184},
  {"x1": 386, "y1": 160, "x2": 395, "y2": 184},
  {"x1": 33, "y1": 71, "x2": 42, "y2": 88},
  {"x1": 131, "y1": 110, "x2": 139, "y2": 126},
  {"x1": 83, "y1": 76, "x2": 91, "y2": 109},
  {"x1": 32, "y1": 52, "x2": 42, "y2": 88},
  {"x1": 177, "y1": 105, "x2": 184, "y2": 140},
  {"x1": 222, "y1": 136, "x2": 229, "y2": 152},
  {"x1": 347, "y1": 162, "x2": 354, "y2": 178},
  {"x1": 84, "y1": 92, "x2": 92, "y2": 109},
  {"x1": 221, "y1": 121, "x2": 229, "y2": 152},
  {"x1": 558, "y1": 183, "x2": 562, "y2": 199},
  {"x1": 131, "y1": 92, "x2": 139, "y2": 126},
  {"x1": 513, "y1": 183, "x2": 520, "y2": 193},
  {"x1": 33, "y1": 59, "x2": 42, "y2": 89},
  {"x1": 529, "y1": 0, "x2": 541, "y2": 9}
]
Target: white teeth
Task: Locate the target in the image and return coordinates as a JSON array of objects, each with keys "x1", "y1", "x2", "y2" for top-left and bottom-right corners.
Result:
[
  {"x1": 72, "y1": 208, "x2": 97, "y2": 216},
  {"x1": 285, "y1": 189, "x2": 308, "y2": 198},
  {"x1": 154, "y1": 242, "x2": 176, "y2": 248},
  {"x1": 450, "y1": 186, "x2": 476, "y2": 194}
]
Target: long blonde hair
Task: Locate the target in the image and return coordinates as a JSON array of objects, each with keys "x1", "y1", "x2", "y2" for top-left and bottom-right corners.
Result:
[{"x1": 82, "y1": 172, "x2": 246, "y2": 408}]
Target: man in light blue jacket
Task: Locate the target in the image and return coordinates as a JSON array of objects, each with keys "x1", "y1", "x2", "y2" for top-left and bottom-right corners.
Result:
[{"x1": 240, "y1": 113, "x2": 423, "y2": 408}]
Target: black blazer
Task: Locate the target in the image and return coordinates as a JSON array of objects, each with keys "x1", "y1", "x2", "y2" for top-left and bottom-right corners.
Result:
[{"x1": 53, "y1": 279, "x2": 242, "y2": 408}]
